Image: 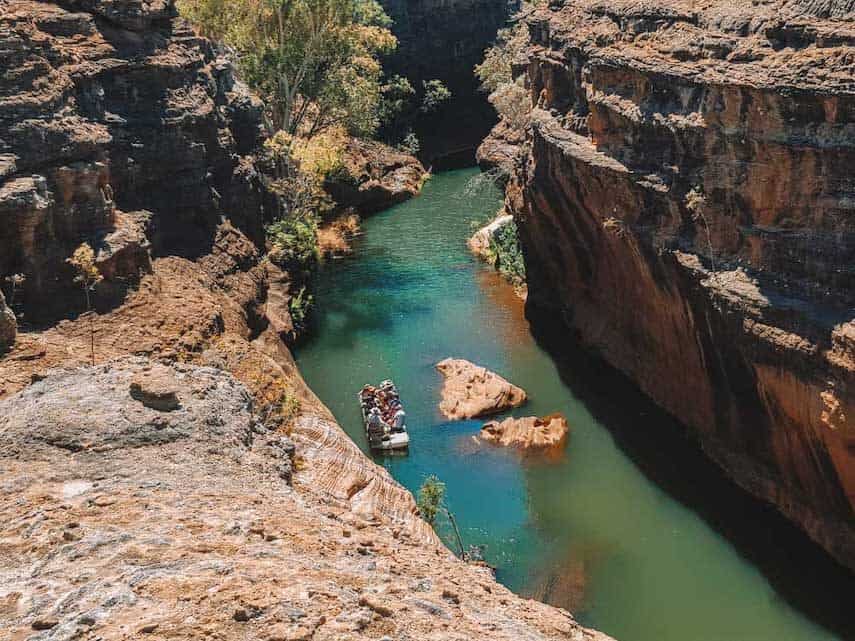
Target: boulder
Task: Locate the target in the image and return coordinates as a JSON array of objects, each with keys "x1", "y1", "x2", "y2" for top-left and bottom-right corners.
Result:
[
  {"x1": 0, "y1": 290, "x2": 16, "y2": 352},
  {"x1": 435, "y1": 358, "x2": 526, "y2": 419},
  {"x1": 468, "y1": 214, "x2": 514, "y2": 261},
  {"x1": 480, "y1": 413, "x2": 569, "y2": 451}
]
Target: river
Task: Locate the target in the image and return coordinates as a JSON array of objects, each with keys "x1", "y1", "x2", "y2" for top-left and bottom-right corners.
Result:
[{"x1": 295, "y1": 168, "x2": 854, "y2": 641}]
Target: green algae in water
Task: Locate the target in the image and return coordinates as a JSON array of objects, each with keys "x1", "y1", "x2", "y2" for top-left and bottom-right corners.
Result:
[{"x1": 295, "y1": 168, "x2": 853, "y2": 641}]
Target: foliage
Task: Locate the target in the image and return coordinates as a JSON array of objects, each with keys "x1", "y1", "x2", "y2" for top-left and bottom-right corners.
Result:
[
  {"x1": 267, "y1": 214, "x2": 320, "y2": 270},
  {"x1": 397, "y1": 131, "x2": 420, "y2": 155},
  {"x1": 179, "y1": 0, "x2": 397, "y2": 138},
  {"x1": 377, "y1": 76, "x2": 450, "y2": 147},
  {"x1": 420, "y1": 79, "x2": 452, "y2": 114},
  {"x1": 475, "y1": 7, "x2": 534, "y2": 128},
  {"x1": 417, "y1": 475, "x2": 446, "y2": 526},
  {"x1": 489, "y1": 79, "x2": 529, "y2": 129},
  {"x1": 288, "y1": 285, "x2": 314, "y2": 333},
  {"x1": 487, "y1": 220, "x2": 526, "y2": 285}
]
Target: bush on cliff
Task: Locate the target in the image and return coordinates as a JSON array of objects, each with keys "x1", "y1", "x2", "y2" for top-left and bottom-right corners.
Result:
[{"x1": 487, "y1": 219, "x2": 526, "y2": 286}]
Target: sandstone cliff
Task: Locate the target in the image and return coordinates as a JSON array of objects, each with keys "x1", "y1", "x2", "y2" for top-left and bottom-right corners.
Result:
[
  {"x1": 0, "y1": 0, "x2": 275, "y2": 320},
  {"x1": 503, "y1": 0, "x2": 855, "y2": 570}
]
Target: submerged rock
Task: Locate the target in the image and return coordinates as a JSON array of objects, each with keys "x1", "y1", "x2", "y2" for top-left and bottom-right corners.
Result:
[
  {"x1": 435, "y1": 358, "x2": 527, "y2": 419},
  {"x1": 480, "y1": 414, "x2": 569, "y2": 451}
]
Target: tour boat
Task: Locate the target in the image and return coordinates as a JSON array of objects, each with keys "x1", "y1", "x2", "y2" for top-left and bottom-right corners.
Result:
[{"x1": 358, "y1": 380, "x2": 410, "y2": 451}]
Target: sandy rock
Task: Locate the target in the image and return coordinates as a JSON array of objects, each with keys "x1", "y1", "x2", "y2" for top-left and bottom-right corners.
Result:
[
  {"x1": 468, "y1": 214, "x2": 514, "y2": 260},
  {"x1": 0, "y1": 290, "x2": 15, "y2": 352},
  {"x1": 129, "y1": 364, "x2": 181, "y2": 411},
  {"x1": 435, "y1": 358, "x2": 527, "y2": 419},
  {"x1": 0, "y1": 359, "x2": 612, "y2": 641},
  {"x1": 325, "y1": 139, "x2": 427, "y2": 215},
  {"x1": 480, "y1": 414, "x2": 569, "y2": 450}
]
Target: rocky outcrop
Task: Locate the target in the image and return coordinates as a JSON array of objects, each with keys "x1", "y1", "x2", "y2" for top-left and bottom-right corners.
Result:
[
  {"x1": 435, "y1": 358, "x2": 527, "y2": 419},
  {"x1": 0, "y1": 0, "x2": 275, "y2": 320},
  {"x1": 0, "y1": 290, "x2": 15, "y2": 351},
  {"x1": 325, "y1": 138, "x2": 427, "y2": 215},
  {"x1": 481, "y1": 413, "x2": 569, "y2": 450},
  {"x1": 0, "y1": 357, "x2": 613, "y2": 641},
  {"x1": 505, "y1": 0, "x2": 855, "y2": 569},
  {"x1": 469, "y1": 214, "x2": 515, "y2": 260}
]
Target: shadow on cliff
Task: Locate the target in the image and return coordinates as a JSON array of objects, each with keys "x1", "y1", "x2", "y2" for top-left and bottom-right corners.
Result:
[{"x1": 526, "y1": 304, "x2": 855, "y2": 641}]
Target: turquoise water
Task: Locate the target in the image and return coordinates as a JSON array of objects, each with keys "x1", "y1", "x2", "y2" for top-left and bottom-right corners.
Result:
[{"x1": 295, "y1": 168, "x2": 853, "y2": 641}]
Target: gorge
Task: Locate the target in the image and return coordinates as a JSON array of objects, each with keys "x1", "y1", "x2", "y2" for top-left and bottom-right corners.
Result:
[{"x1": 1, "y1": 0, "x2": 854, "y2": 640}]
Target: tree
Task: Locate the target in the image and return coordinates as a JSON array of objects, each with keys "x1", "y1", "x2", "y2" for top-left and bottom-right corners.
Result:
[
  {"x1": 179, "y1": 0, "x2": 397, "y2": 138},
  {"x1": 417, "y1": 474, "x2": 468, "y2": 560},
  {"x1": 417, "y1": 475, "x2": 446, "y2": 526},
  {"x1": 67, "y1": 243, "x2": 103, "y2": 365}
]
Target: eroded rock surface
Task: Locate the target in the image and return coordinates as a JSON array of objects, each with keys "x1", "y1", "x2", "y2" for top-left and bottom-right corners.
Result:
[
  {"x1": 325, "y1": 138, "x2": 427, "y2": 215},
  {"x1": 0, "y1": 0, "x2": 275, "y2": 319},
  {"x1": 504, "y1": 0, "x2": 855, "y2": 569},
  {"x1": 0, "y1": 290, "x2": 15, "y2": 352},
  {"x1": 436, "y1": 358, "x2": 527, "y2": 419},
  {"x1": 481, "y1": 413, "x2": 570, "y2": 450},
  {"x1": 0, "y1": 358, "x2": 612, "y2": 641}
]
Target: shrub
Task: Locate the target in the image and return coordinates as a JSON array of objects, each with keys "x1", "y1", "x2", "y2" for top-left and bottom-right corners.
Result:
[
  {"x1": 267, "y1": 215, "x2": 320, "y2": 271},
  {"x1": 288, "y1": 286, "x2": 314, "y2": 333},
  {"x1": 417, "y1": 475, "x2": 446, "y2": 526},
  {"x1": 488, "y1": 220, "x2": 526, "y2": 285}
]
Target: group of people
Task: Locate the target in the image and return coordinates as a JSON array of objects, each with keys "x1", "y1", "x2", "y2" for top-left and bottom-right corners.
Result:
[{"x1": 361, "y1": 380, "x2": 407, "y2": 444}]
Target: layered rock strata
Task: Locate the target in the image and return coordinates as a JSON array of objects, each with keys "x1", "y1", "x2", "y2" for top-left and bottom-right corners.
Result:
[
  {"x1": 505, "y1": 0, "x2": 855, "y2": 569},
  {"x1": 0, "y1": 358, "x2": 612, "y2": 641},
  {"x1": 0, "y1": 2, "x2": 614, "y2": 638},
  {"x1": 0, "y1": 0, "x2": 274, "y2": 319}
]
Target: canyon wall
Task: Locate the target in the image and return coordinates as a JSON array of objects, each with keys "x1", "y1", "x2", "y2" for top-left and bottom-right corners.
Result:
[
  {"x1": 505, "y1": 0, "x2": 855, "y2": 570},
  {"x1": 379, "y1": 0, "x2": 514, "y2": 164},
  {"x1": 0, "y1": 0, "x2": 276, "y2": 320}
]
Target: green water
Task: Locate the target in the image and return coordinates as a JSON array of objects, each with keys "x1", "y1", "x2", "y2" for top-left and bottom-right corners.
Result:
[{"x1": 295, "y1": 168, "x2": 853, "y2": 641}]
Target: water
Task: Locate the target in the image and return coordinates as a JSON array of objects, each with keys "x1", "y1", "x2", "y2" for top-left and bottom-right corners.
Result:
[{"x1": 295, "y1": 168, "x2": 854, "y2": 641}]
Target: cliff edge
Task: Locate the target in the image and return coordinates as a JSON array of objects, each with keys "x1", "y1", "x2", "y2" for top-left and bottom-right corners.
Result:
[{"x1": 504, "y1": 0, "x2": 855, "y2": 570}]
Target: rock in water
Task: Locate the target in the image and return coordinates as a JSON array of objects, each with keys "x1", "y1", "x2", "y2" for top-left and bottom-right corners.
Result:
[
  {"x1": 435, "y1": 358, "x2": 527, "y2": 419},
  {"x1": 0, "y1": 290, "x2": 15, "y2": 352},
  {"x1": 468, "y1": 214, "x2": 514, "y2": 261},
  {"x1": 480, "y1": 414, "x2": 569, "y2": 451}
]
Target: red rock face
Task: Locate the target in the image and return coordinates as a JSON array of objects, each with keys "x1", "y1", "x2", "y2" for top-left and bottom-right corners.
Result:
[
  {"x1": 0, "y1": 0, "x2": 276, "y2": 320},
  {"x1": 507, "y1": 0, "x2": 855, "y2": 570}
]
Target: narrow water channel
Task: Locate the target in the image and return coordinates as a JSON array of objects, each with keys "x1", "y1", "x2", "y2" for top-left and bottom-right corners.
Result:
[{"x1": 295, "y1": 168, "x2": 854, "y2": 641}]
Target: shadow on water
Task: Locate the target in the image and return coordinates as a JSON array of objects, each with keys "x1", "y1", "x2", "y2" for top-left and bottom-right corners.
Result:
[{"x1": 526, "y1": 304, "x2": 855, "y2": 641}]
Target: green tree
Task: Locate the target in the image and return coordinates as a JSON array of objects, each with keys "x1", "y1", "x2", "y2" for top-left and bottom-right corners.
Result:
[
  {"x1": 417, "y1": 475, "x2": 446, "y2": 526},
  {"x1": 179, "y1": 0, "x2": 397, "y2": 137}
]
